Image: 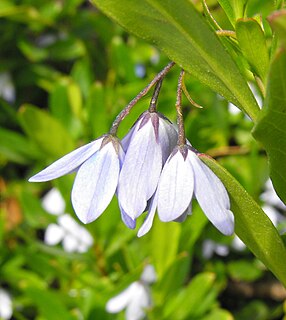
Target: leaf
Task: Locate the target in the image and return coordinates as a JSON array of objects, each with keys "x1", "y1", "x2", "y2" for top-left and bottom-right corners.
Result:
[
  {"x1": 0, "y1": 127, "x2": 42, "y2": 164},
  {"x1": 18, "y1": 104, "x2": 75, "y2": 158},
  {"x1": 268, "y1": 9, "x2": 286, "y2": 46},
  {"x1": 200, "y1": 154, "x2": 286, "y2": 287},
  {"x1": 253, "y1": 49, "x2": 286, "y2": 203},
  {"x1": 25, "y1": 287, "x2": 75, "y2": 320},
  {"x1": 236, "y1": 18, "x2": 269, "y2": 82},
  {"x1": 217, "y1": 0, "x2": 248, "y2": 26},
  {"x1": 91, "y1": 0, "x2": 259, "y2": 121},
  {"x1": 227, "y1": 260, "x2": 263, "y2": 282},
  {"x1": 202, "y1": 309, "x2": 234, "y2": 320},
  {"x1": 164, "y1": 272, "x2": 216, "y2": 319}
]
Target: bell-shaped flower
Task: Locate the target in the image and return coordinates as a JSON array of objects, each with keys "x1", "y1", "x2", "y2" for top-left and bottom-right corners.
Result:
[
  {"x1": 138, "y1": 145, "x2": 234, "y2": 236},
  {"x1": 106, "y1": 265, "x2": 156, "y2": 320},
  {"x1": 117, "y1": 111, "x2": 177, "y2": 220},
  {"x1": 29, "y1": 135, "x2": 124, "y2": 224}
]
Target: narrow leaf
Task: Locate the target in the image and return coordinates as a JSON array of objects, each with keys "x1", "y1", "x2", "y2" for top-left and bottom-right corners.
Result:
[
  {"x1": 253, "y1": 49, "x2": 286, "y2": 203},
  {"x1": 236, "y1": 19, "x2": 269, "y2": 82}
]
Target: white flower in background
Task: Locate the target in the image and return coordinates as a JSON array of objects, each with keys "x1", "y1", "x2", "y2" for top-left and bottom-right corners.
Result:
[
  {"x1": 106, "y1": 265, "x2": 157, "y2": 320},
  {"x1": 42, "y1": 189, "x2": 93, "y2": 253},
  {"x1": 0, "y1": 289, "x2": 12, "y2": 320},
  {"x1": 202, "y1": 239, "x2": 229, "y2": 259},
  {"x1": 0, "y1": 72, "x2": 15, "y2": 104},
  {"x1": 260, "y1": 179, "x2": 286, "y2": 212}
]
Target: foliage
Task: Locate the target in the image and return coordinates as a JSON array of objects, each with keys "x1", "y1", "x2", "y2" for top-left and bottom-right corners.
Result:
[{"x1": 1, "y1": 1, "x2": 286, "y2": 319}]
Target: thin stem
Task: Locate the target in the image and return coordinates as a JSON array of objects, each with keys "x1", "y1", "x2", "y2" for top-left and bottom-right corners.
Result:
[
  {"x1": 216, "y1": 30, "x2": 237, "y2": 38},
  {"x1": 181, "y1": 72, "x2": 203, "y2": 109},
  {"x1": 176, "y1": 69, "x2": 186, "y2": 146},
  {"x1": 109, "y1": 61, "x2": 175, "y2": 135},
  {"x1": 202, "y1": 0, "x2": 222, "y2": 30},
  {"x1": 149, "y1": 78, "x2": 163, "y2": 112}
]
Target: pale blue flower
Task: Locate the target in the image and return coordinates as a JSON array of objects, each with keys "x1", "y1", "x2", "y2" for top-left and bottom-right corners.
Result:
[
  {"x1": 29, "y1": 135, "x2": 124, "y2": 224},
  {"x1": 138, "y1": 145, "x2": 234, "y2": 236},
  {"x1": 118, "y1": 111, "x2": 177, "y2": 220},
  {"x1": 0, "y1": 289, "x2": 12, "y2": 320}
]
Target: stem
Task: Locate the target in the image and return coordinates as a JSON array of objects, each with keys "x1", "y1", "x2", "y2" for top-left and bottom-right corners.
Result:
[
  {"x1": 202, "y1": 0, "x2": 222, "y2": 31},
  {"x1": 109, "y1": 61, "x2": 175, "y2": 135},
  {"x1": 148, "y1": 78, "x2": 163, "y2": 112},
  {"x1": 176, "y1": 69, "x2": 186, "y2": 146}
]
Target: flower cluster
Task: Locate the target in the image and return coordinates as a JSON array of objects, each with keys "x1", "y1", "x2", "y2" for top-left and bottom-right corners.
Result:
[{"x1": 29, "y1": 64, "x2": 234, "y2": 237}]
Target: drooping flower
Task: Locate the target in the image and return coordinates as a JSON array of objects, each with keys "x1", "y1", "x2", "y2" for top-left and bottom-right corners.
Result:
[
  {"x1": 0, "y1": 289, "x2": 12, "y2": 320},
  {"x1": 29, "y1": 135, "x2": 124, "y2": 224},
  {"x1": 138, "y1": 145, "x2": 234, "y2": 236},
  {"x1": 106, "y1": 265, "x2": 156, "y2": 320},
  {"x1": 117, "y1": 111, "x2": 177, "y2": 220}
]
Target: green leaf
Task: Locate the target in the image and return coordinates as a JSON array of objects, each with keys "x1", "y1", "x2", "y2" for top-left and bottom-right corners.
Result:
[
  {"x1": 0, "y1": 127, "x2": 42, "y2": 164},
  {"x1": 18, "y1": 104, "x2": 75, "y2": 157},
  {"x1": 25, "y1": 287, "x2": 75, "y2": 320},
  {"x1": 217, "y1": 0, "x2": 248, "y2": 26},
  {"x1": 253, "y1": 49, "x2": 286, "y2": 203},
  {"x1": 236, "y1": 18, "x2": 269, "y2": 82},
  {"x1": 201, "y1": 155, "x2": 286, "y2": 287},
  {"x1": 164, "y1": 272, "x2": 216, "y2": 319},
  {"x1": 227, "y1": 260, "x2": 263, "y2": 282},
  {"x1": 202, "y1": 309, "x2": 233, "y2": 320},
  {"x1": 150, "y1": 216, "x2": 181, "y2": 278},
  {"x1": 91, "y1": 0, "x2": 259, "y2": 121},
  {"x1": 268, "y1": 10, "x2": 286, "y2": 46}
]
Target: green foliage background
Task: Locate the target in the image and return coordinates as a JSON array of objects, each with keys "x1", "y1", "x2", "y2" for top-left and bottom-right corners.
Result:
[{"x1": 1, "y1": 0, "x2": 286, "y2": 319}]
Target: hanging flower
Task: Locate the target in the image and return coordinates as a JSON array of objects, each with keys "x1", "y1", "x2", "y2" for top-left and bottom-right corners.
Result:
[
  {"x1": 106, "y1": 265, "x2": 157, "y2": 320},
  {"x1": 117, "y1": 111, "x2": 177, "y2": 220},
  {"x1": 30, "y1": 135, "x2": 124, "y2": 224},
  {"x1": 138, "y1": 145, "x2": 234, "y2": 237},
  {"x1": 0, "y1": 289, "x2": 12, "y2": 320}
]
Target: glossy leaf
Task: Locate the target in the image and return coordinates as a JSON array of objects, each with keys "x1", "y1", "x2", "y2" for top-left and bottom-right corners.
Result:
[
  {"x1": 18, "y1": 104, "x2": 75, "y2": 157},
  {"x1": 201, "y1": 155, "x2": 286, "y2": 287},
  {"x1": 253, "y1": 49, "x2": 286, "y2": 203},
  {"x1": 236, "y1": 18, "x2": 269, "y2": 82},
  {"x1": 91, "y1": 0, "x2": 259, "y2": 121}
]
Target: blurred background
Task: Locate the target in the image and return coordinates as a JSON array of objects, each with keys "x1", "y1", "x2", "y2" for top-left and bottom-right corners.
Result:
[{"x1": 1, "y1": 0, "x2": 286, "y2": 319}]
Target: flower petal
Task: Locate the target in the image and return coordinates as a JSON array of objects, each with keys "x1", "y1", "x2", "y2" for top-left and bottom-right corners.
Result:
[
  {"x1": 72, "y1": 142, "x2": 120, "y2": 223},
  {"x1": 158, "y1": 116, "x2": 177, "y2": 163},
  {"x1": 106, "y1": 282, "x2": 138, "y2": 313},
  {"x1": 0, "y1": 289, "x2": 12, "y2": 320},
  {"x1": 118, "y1": 121, "x2": 162, "y2": 219},
  {"x1": 125, "y1": 284, "x2": 150, "y2": 320},
  {"x1": 137, "y1": 192, "x2": 158, "y2": 237},
  {"x1": 41, "y1": 188, "x2": 65, "y2": 215},
  {"x1": 157, "y1": 150, "x2": 194, "y2": 222},
  {"x1": 190, "y1": 153, "x2": 234, "y2": 235},
  {"x1": 44, "y1": 223, "x2": 64, "y2": 246},
  {"x1": 119, "y1": 204, "x2": 136, "y2": 229},
  {"x1": 29, "y1": 139, "x2": 103, "y2": 182}
]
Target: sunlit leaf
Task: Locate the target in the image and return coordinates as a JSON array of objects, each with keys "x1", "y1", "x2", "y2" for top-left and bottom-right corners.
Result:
[{"x1": 91, "y1": 0, "x2": 259, "y2": 120}]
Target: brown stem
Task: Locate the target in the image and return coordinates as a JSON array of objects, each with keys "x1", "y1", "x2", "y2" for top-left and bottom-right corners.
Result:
[
  {"x1": 148, "y1": 78, "x2": 163, "y2": 113},
  {"x1": 109, "y1": 61, "x2": 175, "y2": 135},
  {"x1": 176, "y1": 69, "x2": 186, "y2": 146}
]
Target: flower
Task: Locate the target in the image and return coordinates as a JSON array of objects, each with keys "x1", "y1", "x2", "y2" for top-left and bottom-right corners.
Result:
[
  {"x1": 0, "y1": 289, "x2": 12, "y2": 320},
  {"x1": 202, "y1": 239, "x2": 229, "y2": 259},
  {"x1": 45, "y1": 214, "x2": 93, "y2": 253},
  {"x1": 106, "y1": 265, "x2": 156, "y2": 320},
  {"x1": 42, "y1": 189, "x2": 93, "y2": 253},
  {"x1": 138, "y1": 145, "x2": 234, "y2": 236},
  {"x1": 118, "y1": 111, "x2": 177, "y2": 220},
  {"x1": 30, "y1": 135, "x2": 124, "y2": 224}
]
